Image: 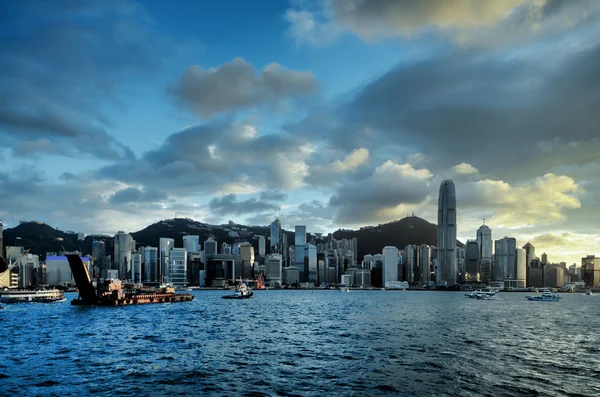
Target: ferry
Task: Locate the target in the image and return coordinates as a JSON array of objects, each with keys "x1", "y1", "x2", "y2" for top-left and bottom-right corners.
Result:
[
  {"x1": 465, "y1": 288, "x2": 498, "y2": 300},
  {"x1": 222, "y1": 283, "x2": 253, "y2": 299},
  {"x1": 526, "y1": 290, "x2": 560, "y2": 301},
  {"x1": 0, "y1": 289, "x2": 66, "y2": 304}
]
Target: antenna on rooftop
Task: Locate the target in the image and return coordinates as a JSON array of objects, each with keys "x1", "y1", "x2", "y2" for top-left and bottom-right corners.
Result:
[{"x1": 483, "y1": 216, "x2": 486, "y2": 225}]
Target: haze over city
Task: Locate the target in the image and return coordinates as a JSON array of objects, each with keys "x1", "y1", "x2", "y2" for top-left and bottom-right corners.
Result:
[{"x1": 1, "y1": 0, "x2": 599, "y2": 265}]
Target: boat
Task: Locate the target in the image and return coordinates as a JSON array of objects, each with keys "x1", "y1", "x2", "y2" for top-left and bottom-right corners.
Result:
[
  {"x1": 65, "y1": 255, "x2": 193, "y2": 306},
  {"x1": 585, "y1": 290, "x2": 593, "y2": 296},
  {"x1": 222, "y1": 283, "x2": 253, "y2": 299},
  {"x1": 465, "y1": 288, "x2": 497, "y2": 300},
  {"x1": 0, "y1": 288, "x2": 66, "y2": 304},
  {"x1": 526, "y1": 290, "x2": 560, "y2": 301},
  {"x1": 339, "y1": 286, "x2": 350, "y2": 292}
]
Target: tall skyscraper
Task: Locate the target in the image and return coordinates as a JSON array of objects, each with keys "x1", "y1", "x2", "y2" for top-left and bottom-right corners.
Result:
[
  {"x1": 159, "y1": 238, "x2": 175, "y2": 281},
  {"x1": 477, "y1": 223, "x2": 492, "y2": 283},
  {"x1": 168, "y1": 248, "x2": 187, "y2": 287},
  {"x1": 305, "y1": 244, "x2": 317, "y2": 283},
  {"x1": 405, "y1": 245, "x2": 417, "y2": 284},
  {"x1": 113, "y1": 231, "x2": 133, "y2": 280},
  {"x1": 418, "y1": 245, "x2": 431, "y2": 284},
  {"x1": 270, "y1": 218, "x2": 282, "y2": 254},
  {"x1": 437, "y1": 180, "x2": 457, "y2": 285},
  {"x1": 515, "y1": 248, "x2": 527, "y2": 288},
  {"x1": 382, "y1": 246, "x2": 399, "y2": 287},
  {"x1": 183, "y1": 235, "x2": 200, "y2": 253},
  {"x1": 494, "y1": 237, "x2": 517, "y2": 281},
  {"x1": 143, "y1": 246, "x2": 158, "y2": 282},
  {"x1": 464, "y1": 240, "x2": 479, "y2": 282},
  {"x1": 92, "y1": 240, "x2": 107, "y2": 277},
  {"x1": 523, "y1": 242, "x2": 535, "y2": 269},
  {"x1": 295, "y1": 225, "x2": 307, "y2": 281}
]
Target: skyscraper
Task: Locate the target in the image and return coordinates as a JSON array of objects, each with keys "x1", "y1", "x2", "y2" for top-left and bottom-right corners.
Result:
[
  {"x1": 270, "y1": 218, "x2": 282, "y2": 254},
  {"x1": 418, "y1": 245, "x2": 431, "y2": 284},
  {"x1": 295, "y1": 225, "x2": 307, "y2": 281},
  {"x1": 257, "y1": 235, "x2": 266, "y2": 256},
  {"x1": 437, "y1": 180, "x2": 457, "y2": 285},
  {"x1": 465, "y1": 240, "x2": 479, "y2": 282},
  {"x1": 113, "y1": 231, "x2": 133, "y2": 280},
  {"x1": 523, "y1": 242, "x2": 535, "y2": 269},
  {"x1": 92, "y1": 240, "x2": 106, "y2": 277},
  {"x1": 477, "y1": 223, "x2": 492, "y2": 283},
  {"x1": 159, "y1": 238, "x2": 175, "y2": 281},
  {"x1": 143, "y1": 246, "x2": 158, "y2": 282},
  {"x1": 494, "y1": 237, "x2": 517, "y2": 281},
  {"x1": 382, "y1": 246, "x2": 399, "y2": 287}
]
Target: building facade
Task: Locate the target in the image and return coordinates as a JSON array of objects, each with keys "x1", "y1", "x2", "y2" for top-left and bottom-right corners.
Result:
[{"x1": 437, "y1": 180, "x2": 457, "y2": 285}]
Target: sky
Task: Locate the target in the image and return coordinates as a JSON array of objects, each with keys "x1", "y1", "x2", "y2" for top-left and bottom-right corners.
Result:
[{"x1": 0, "y1": 0, "x2": 599, "y2": 265}]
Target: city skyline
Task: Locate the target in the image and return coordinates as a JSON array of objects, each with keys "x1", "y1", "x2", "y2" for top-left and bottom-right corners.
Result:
[{"x1": 1, "y1": 1, "x2": 599, "y2": 267}]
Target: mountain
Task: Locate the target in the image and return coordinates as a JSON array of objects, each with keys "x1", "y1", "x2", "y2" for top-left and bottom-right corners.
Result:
[
  {"x1": 2, "y1": 216, "x2": 461, "y2": 261},
  {"x1": 332, "y1": 216, "x2": 463, "y2": 260}
]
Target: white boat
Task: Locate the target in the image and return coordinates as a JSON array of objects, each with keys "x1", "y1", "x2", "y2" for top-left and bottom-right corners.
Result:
[
  {"x1": 339, "y1": 287, "x2": 350, "y2": 292},
  {"x1": 585, "y1": 290, "x2": 593, "y2": 296},
  {"x1": 526, "y1": 291, "x2": 560, "y2": 301},
  {"x1": 222, "y1": 283, "x2": 253, "y2": 299},
  {"x1": 0, "y1": 289, "x2": 66, "y2": 304},
  {"x1": 465, "y1": 289, "x2": 497, "y2": 300}
]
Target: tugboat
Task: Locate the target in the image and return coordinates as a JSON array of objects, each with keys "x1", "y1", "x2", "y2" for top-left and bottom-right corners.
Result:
[
  {"x1": 222, "y1": 283, "x2": 253, "y2": 299},
  {"x1": 526, "y1": 290, "x2": 560, "y2": 301}
]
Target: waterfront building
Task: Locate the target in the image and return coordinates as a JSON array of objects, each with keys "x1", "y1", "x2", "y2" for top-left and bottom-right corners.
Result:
[
  {"x1": 457, "y1": 246, "x2": 465, "y2": 282},
  {"x1": 18, "y1": 253, "x2": 39, "y2": 288},
  {"x1": 266, "y1": 254, "x2": 283, "y2": 286},
  {"x1": 547, "y1": 265, "x2": 565, "y2": 288},
  {"x1": 257, "y1": 235, "x2": 266, "y2": 256},
  {"x1": 168, "y1": 248, "x2": 187, "y2": 287},
  {"x1": 527, "y1": 257, "x2": 544, "y2": 287},
  {"x1": 523, "y1": 242, "x2": 535, "y2": 268},
  {"x1": 356, "y1": 268, "x2": 371, "y2": 287},
  {"x1": 363, "y1": 254, "x2": 374, "y2": 270},
  {"x1": 305, "y1": 244, "x2": 317, "y2": 283},
  {"x1": 464, "y1": 240, "x2": 479, "y2": 282},
  {"x1": 582, "y1": 255, "x2": 600, "y2": 287},
  {"x1": 183, "y1": 235, "x2": 200, "y2": 254},
  {"x1": 46, "y1": 256, "x2": 90, "y2": 286},
  {"x1": 515, "y1": 248, "x2": 527, "y2": 288},
  {"x1": 159, "y1": 237, "x2": 175, "y2": 282},
  {"x1": 382, "y1": 246, "x2": 399, "y2": 288},
  {"x1": 405, "y1": 245, "x2": 417, "y2": 284},
  {"x1": 240, "y1": 243, "x2": 255, "y2": 279},
  {"x1": 283, "y1": 266, "x2": 300, "y2": 285},
  {"x1": 143, "y1": 246, "x2": 158, "y2": 282},
  {"x1": 494, "y1": 237, "x2": 517, "y2": 281},
  {"x1": 295, "y1": 225, "x2": 307, "y2": 281},
  {"x1": 114, "y1": 231, "x2": 133, "y2": 280},
  {"x1": 418, "y1": 245, "x2": 431, "y2": 284},
  {"x1": 270, "y1": 218, "x2": 282, "y2": 254},
  {"x1": 131, "y1": 253, "x2": 142, "y2": 283},
  {"x1": 477, "y1": 224, "x2": 492, "y2": 283},
  {"x1": 92, "y1": 241, "x2": 107, "y2": 278},
  {"x1": 437, "y1": 180, "x2": 457, "y2": 285}
]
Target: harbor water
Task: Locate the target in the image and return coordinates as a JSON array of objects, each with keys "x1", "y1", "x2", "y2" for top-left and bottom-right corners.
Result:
[{"x1": 1, "y1": 290, "x2": 599, "y2": 396}]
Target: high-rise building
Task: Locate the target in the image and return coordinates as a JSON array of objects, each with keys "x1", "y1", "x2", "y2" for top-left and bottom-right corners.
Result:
[
  {"x1": 464, "y1": 240, "x2": 479, "y2": 282},
  {"x1": 547, "y1": 265, "x2": 564, "y2": 288},
  {"x1": 405, "y1": 245, "x2": 417, "y2": 284},
  {"x1": 240, "y1": 244, "x2": 255, "y2": 279},
  {"x1": 541, "y1": 253, "x2": 548, "y2": 265},
  {"x1": 143, "y1": 246, "x2": 158, "y2": 282},
  {"x1": 257, "y1": 235, "x2": 266, "y2": 256},
  {"x1": 494, "y1": 237, "x2": 517, "y2": 281},
  {"x1": 168, "y1": 248, "x2": 187, "y2": 287},
  {"x1": 437, "y1": 180, "x2": 457, "y2": 285},
  {"x1": 91, "y1": 240, "x2": 107, "y2": 277},
  {"x1": 159, "y1": 238, "x2": 175, "y2": 282},
  {"x1": 266, "y1": 254, "x2": 283, "y2": 286},
  {"x1": 114, "y1": 231, "x2": 133, "y2": 280},
  {"x1": 204, "y1": 239, "x2": 217, "y2": 256},
  {"x1": 183, "y1": 235, "x2": 200, "y2": 254},
  {"x1": 582, "y1": 255, "x2": 600, "y2": 287},
  {"x1": 419, "y1": 245, "x2": 431, "y2": 284},
  {"x1": 523, "y1": 242, "x2": 535, "y2": 269},
  {"x1": 382, "y1": 246, "x2": 399, "y2": 288},
  {"x1": 131, "y1": 253, "x2": 142, "y2": 283},
  {"x1": 515, "y1": 248, "x2": 527, "y2": 288},
  {"x1": 295, "y1": 225, "x2": 307, "y2": 281},
  {"x1": 270, "y1": 218, "x2": 282, "y2": 254},
  {"x1": 305, "y1": 244, "x2": 317, "y2": 283},
  {"x1": 477, "y1": 223, "x2": 492, "y2": 283}
]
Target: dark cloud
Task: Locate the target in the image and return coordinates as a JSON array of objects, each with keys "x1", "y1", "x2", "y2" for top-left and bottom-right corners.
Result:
[
  {"x1": 260, "y1": 191, "x2": 287, "y2": 202},
  {"x1": 0, "y1": 1, "x2": 170, "y2": 159},
  {"x1": 172, "y1": 58, "x2": 318, "y2": 118},
  {"x1": 109, "y1": 187, "x2": 167, "y2": 204},
  {"x1": 208, "y1": 194, "x2": 280, "y2": 216}
]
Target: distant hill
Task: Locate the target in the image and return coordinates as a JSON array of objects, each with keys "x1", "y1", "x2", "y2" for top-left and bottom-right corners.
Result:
[
  {"x1": 332, "y1": 216, "x2": 463, "y2": 260},
  {"x1": 3, "y1": 216, "x2": 461, "y2": 261}
]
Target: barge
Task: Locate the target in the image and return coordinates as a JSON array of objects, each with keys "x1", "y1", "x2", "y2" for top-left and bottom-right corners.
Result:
[{"x1": 65, "y1": 254, "x2": 193, "y2": 306}]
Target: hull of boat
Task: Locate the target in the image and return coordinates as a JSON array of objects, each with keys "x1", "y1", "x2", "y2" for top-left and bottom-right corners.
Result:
[
  {"x1": 526, "y1": 296, "x2": 560, "y2": 301},
  {"x1": 222, "y1": 292, "x2": 253, "y2": 299},
  {"x1": 71, "y1": 293, "x2": 194, "y2": 306}
]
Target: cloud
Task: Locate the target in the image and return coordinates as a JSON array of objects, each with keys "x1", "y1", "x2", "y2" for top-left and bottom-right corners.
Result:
[
  {"x1": 329, "y1": 148, "x2": 370, "y2": 172},
  {"x1": 109, "y1": 187, "x2": 167, "y2": 204},
  {"x1": 172, "y1": 58, "x2": 318, "y2": 118},
  {"x1": 454, "y1": 163, "x2": 479, "y2": 175},
  {"x1": 0, "y1": 1, "x2": 179, "y2": 160},
  {"x1": 208, "y1": 194, "x2": 280, "y2": 216},
  {"x1": 285, "y1": 0, "x2": 599, "y2": 47},
  {"x1": 260, "y1": 191, "x2": 288, "y2": 202},
  {"x1": 329, "y1": 161, "x2": 433, "y2": 224}
]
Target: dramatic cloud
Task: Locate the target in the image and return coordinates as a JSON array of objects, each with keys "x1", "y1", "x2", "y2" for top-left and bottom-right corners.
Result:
[
  {"x1": 173, "y1": 58, "x2": 318, "y2": 118},
  {"x1": 0, "y1": 1, "x2": 169, "y2": 159},
  {"x1": 454, "y1": 163, "x2": 479, "y2": 175},
  {"x1": 208, "y1": 194, "x2": 280, "y2": 216},
  {"x1": 329, "y1": 161, "x2": 433, "y2": 224}
]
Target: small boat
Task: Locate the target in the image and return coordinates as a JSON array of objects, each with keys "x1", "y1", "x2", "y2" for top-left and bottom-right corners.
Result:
[
  {"x1": 465, "y1": 289, "x2": 497, "y2": 300},
  {"x1": 222, "y1": 283, "x2": 253, "y2": 300},
  {"x1": 526, "y1": 290, "x2": 560, "y2": 301},
  {"x1": 585, "y1": 290, "x2": 593, "y2": 296},
  {"x1": 339, "y1": 286, "x2": 350, "y2": 292}
]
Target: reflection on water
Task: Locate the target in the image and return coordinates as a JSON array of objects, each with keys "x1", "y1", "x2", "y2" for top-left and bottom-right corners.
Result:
[{"x1": 1, "y1": 290, "x2": 599, "y2": 396}]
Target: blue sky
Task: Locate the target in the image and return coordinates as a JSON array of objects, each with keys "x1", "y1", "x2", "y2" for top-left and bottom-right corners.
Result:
[{"x1": 1, "y1": 0, "x2": 600, "y2": 264}]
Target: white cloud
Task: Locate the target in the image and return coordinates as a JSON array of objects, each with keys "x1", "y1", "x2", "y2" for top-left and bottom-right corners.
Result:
[
  {"x1": 453, "y1": 162, "x2": 479, "y2": 175},
  {"x1": 330, "y1": 148, "x2": 370, "y2": 172}
]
